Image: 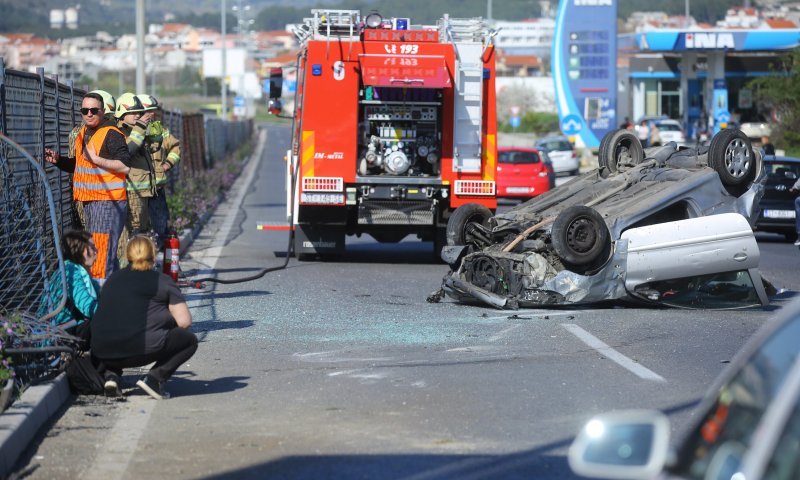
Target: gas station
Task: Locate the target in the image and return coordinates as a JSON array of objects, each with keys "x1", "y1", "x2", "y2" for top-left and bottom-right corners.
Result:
[{"x1": 551, "y1": 0, "x2": 800, "y2": 147}]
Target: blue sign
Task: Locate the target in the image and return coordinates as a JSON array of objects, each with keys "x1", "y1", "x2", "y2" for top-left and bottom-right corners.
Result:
[
  {"x1": 712, "y1": 80, "x2": 729, "y2": 135},
  {"x1": 552, "y1": 0, "x2": 617, "y2": 147},
  {"x1": 510, "y1": 116, "x2": 521, "y2": 129},
  {"x1": 234, "y1": 96, "x2": 245, "y2": 107},
  {"x1": 560, "y1": 114, "x2": 582, "y2": 135},
  {"x1": 636, "y1": 30, "x2": 800, "y2": 52}
]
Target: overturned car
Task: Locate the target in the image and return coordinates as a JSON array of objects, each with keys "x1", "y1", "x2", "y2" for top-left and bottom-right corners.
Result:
[{"x1": 431, "y1": 129, "x2": 770, "y2": 309}]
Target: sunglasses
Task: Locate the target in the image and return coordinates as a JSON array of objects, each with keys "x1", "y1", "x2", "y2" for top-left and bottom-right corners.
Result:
[{"x1": 80, "y1": 107, "x2": 101, "y2": 116}]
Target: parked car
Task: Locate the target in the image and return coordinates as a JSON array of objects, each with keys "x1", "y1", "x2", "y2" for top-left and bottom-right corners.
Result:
[
  {"x1": 534, "y1": 135, "x2": 580, "y2": 176},
  {"x1": 739, "y1": 121, "x2": 773, "y2": 142},
  {"x1": 653, "y1": 119, "x2": 686, "y2": 147},
  {"x1": 569, "y1": 295, "x2": 800, "y2": 480},
  {"x1": 755, "y1": 156, "x2": 800, "y2": 242},
  {"x1": 431, "y1": 128, "x2": 768, "y2": 309},
  {"x1": 496, "y1": 147, "x2": 554, "y2": 200}
]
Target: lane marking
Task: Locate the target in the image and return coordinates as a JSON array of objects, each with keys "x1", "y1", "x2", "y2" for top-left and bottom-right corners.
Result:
[
  {"x1": 190, "y1": 128, "x2": 267, "y2": 270},
  {"x1": 82, "y1": 398, "x2": 155, "y2": 480},
  {"x1": 488, "y1": 324, "x2": 521, "y2": 342},
  {"x1": 562, "y1": 323, "x2": 666, "y2": 382}
]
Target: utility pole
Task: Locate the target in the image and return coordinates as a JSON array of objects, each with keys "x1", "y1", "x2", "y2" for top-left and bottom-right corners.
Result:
[
  {"x1": 136, "y1": 0, "x2": 145, "y2": 93},
  {"x1": 221, "y1": 0, "x2": 227, "y2": 120}
]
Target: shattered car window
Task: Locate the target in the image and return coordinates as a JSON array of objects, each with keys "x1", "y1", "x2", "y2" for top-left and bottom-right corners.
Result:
[{"x1": 631, "y1": 270, "x2": 762, "y2": 309}]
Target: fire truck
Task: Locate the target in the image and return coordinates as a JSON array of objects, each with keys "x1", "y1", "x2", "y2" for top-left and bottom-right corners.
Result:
[{"x1": 269, "y1": 9, "x2": 498, "y2": 259}]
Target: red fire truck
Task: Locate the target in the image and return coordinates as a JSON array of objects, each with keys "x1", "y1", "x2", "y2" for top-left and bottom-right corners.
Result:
[{"x1": 269, "y1": 9, "x2": 498, "y2": 259}]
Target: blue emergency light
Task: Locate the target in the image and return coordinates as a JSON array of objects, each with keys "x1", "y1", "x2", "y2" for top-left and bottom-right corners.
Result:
[{"x1": 312, "y1": 64, "x2": 322, "y2": 76}]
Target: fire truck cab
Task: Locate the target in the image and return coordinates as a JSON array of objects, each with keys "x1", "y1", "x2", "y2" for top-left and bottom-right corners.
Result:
[{"x1": 274, "y1": 9, "x2": 498, "y2": 259}]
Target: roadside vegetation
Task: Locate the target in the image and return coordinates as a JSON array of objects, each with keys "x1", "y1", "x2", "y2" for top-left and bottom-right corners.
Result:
[{"x1": 748, "y1": 47, "x2": 800, "y2": 157}]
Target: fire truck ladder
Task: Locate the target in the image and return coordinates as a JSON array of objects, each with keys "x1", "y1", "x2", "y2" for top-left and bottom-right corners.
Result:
[
  {"x1": 306, "y1": 9, "x2": 361, "y2": 59},
  {"x1": 443, "y1": 17, "x2": 487, "y2": 173}
]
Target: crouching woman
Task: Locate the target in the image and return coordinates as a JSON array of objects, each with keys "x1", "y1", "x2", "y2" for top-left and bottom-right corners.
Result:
[{"x1": 91, "y1": 235, "x2": 197, "y2": 399}]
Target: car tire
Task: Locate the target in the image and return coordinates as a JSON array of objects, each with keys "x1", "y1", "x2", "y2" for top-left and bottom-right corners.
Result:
[
  {"x1": 551, "y1": 205, "x2": 611, "y2": 274},
  {"x1": 708, "y1": 129, "x2": 756, "y2": 195},
  {"x1": 446, "y1": 203, "x2": 493, "y2": 247},
  {"x1": 599, "y1": 130, "x2": 643, "y2": 174}
]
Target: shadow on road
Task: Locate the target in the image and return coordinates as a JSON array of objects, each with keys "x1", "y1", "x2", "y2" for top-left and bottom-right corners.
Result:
[
  {"x1": 192, "y1": 319, "x2": 257, "y2": 333},
  {"x1": 188, "y1": 291, "x2": 271, "y2": 301},
  {"x1": 168, "y1": 374, "x2": 250, "y2": 397}
]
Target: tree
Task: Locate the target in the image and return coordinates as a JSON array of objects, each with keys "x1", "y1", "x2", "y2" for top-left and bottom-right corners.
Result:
[{"x1": 748, "y1": 48, "x2": 800, "y2": 156}]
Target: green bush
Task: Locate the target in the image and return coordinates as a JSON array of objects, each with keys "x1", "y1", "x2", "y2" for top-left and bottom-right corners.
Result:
[{"x1": 499, "y1": 112, "x2": 560, "y2": 135}]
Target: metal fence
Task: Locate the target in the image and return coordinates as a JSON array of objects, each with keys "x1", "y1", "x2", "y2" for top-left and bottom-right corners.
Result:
[{"x1": 0, "y1": 58, "x2": 253, "y2": 318}]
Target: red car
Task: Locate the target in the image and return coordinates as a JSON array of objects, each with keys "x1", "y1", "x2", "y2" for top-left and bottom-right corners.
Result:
[{"x1": 496, "y1": 147, "x2": 555, "y2": 199}]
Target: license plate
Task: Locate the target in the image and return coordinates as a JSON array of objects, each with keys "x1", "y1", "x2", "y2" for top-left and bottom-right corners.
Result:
[
  {"x1": 763, "y1": 209, "x2": 796, "y2": 219},
  {"x1": 506, "y1": 187, "x2": 530, "y2": 194}
]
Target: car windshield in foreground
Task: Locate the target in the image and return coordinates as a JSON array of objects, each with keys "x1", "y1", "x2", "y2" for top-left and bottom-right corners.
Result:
[
  {"x1": 499, "y1": 150, "x2": 540, "y2": 164},
  {"x1": 672, "y1": 313, "x2": 800, "y2": 479}
]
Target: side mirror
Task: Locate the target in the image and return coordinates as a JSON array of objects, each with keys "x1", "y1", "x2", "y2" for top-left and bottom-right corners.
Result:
[{"x1": 568, "y1": 410, "x2": 670, "y2": 480}]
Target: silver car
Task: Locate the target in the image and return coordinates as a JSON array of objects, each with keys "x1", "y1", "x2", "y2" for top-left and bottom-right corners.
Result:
[
  {"x1": 569, "y1": 295, "x2": 800, "y2": 480},
  {"x1": 430, "y1": 128, "x2": 769, "y2": 309}
]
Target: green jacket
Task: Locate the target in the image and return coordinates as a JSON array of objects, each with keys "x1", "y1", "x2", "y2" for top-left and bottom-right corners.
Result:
[
  {"x1": 144, "y1": 121, "x2": 181, "y2": 187},
  {"x1": 118, "y1": 120, "x2": 156, "y2": 196}
]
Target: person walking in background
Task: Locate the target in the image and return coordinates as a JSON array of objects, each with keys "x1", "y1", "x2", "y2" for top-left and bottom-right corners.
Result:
[
  {"x1": 619, "y1": 117, "x2": 633, "y2": 130},
  {"x1": 137, "y1": 94, "x2": 180, "y2": 247},
  {"x1": 91, "y1": 236, "x2": 198, "y2": 399},
  {"x1": 761, "y1": 135, "x2": 776, "y2": 156},
  {"x1": 39, "y1": 230, "x2": 100, "y2": 344},
  {"x1": 44, "y1": 92, "x2": 131, "y2": 282}
]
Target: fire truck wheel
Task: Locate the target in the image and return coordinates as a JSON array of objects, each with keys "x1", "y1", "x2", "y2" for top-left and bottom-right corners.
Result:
[
  {"x1": 550, "y1": 205, "x2": 611, "y2": 274},
  {"x1": 446, "y1": 204, "x2": 493, "y2": 247},
  {"x1": 708, "y1": 128, "x2": 756, "y2": 195},
  {"x1": 599, "y1": 130, "x2": 643, "y2": 175}
]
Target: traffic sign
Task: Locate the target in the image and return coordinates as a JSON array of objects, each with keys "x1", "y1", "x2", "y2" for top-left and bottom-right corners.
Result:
[
  {"x1": 561, "y1": 114, "x2": 582, "y2": 135},
  {"x1": 510, "y1": 116, "x2": 521, "y2": 129},
  {"x1": 715, "y1": 110, "x2": 730, "y2": 124}
]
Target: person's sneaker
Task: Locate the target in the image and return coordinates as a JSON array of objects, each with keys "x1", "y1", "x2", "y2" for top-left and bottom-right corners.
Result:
[
  {"x1": 136, "y1": 375, "x2": 170, "y2": 400},
  {"x1": 794, "y1": 237, "x2": 800, "y2": 246},
  {"x1": 104, "y1": 373, "x2": 123, "y2": 397}
]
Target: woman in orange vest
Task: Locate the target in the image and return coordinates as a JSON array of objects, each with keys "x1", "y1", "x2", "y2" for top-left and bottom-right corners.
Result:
[{"x1": 45, "y1": 92, "x2": 131, "y2": 281}]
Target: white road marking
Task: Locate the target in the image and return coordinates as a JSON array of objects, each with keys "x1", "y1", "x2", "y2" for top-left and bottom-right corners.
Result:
[
  {"x1": 190, "y1": 128, "x2": 267, "y2": 270},
  {"x1": 81, "y1": 398, "x2": 155, "y2": 480},
  {"x1": 562, "y1": 323, "x2": 666, "y2": 382},
  {"x1": 488, "y1": 324, "x2": 521, "y2": 342}
]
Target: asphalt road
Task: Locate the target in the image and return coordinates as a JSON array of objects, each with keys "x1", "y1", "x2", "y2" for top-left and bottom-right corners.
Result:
[{"x1": 15, "y1": 125, "x2": 800, "y2": 480}]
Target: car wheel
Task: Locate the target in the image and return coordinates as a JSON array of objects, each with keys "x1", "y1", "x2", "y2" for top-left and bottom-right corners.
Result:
[
  {"x1": 599, "y1": 130, "x2": 643, "y2": 174},
  {"x1": 446, "y1": 203, "x2": 493, "y2": 247},
  {"x1": 708, "y1": 129, "x2": 756, "y2": 195},
  {"x1": 551, "y1": 206, "x2": 611, "y2": 274}
]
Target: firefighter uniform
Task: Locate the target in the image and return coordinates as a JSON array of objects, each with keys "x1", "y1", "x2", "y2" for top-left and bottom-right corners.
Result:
[
  {"x1": 145, "y1": 120, "x2": 180, "y2": 245},
  {"x1": 115, "y1": 93, "x2": 156, "y2": 235}
]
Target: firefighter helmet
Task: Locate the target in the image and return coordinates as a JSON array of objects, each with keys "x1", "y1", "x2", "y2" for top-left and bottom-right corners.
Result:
[
  {"x1": 137, "y1": 94, "x2": 160, "y2": 111},
  {"x1": 115, "y1": 92, "x2": 145, "y2": 118},
  {"x1": 90, "y1": 89, "x2": 116, "y2": 115}
]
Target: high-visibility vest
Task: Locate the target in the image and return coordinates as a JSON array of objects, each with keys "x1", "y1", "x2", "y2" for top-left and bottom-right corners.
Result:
[{"x1": 73, "y1": 125, "x2": 127, "y2": 202}]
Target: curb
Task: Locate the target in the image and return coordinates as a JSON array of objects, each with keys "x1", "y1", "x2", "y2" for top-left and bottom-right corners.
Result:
[{"x1": 0, "y1": 373, "x2": 70, "y2": 477}]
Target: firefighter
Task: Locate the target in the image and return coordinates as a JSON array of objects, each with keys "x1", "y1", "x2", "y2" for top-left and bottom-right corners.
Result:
[
  {"x1": 136, "y1": 94, "x2": 180, "y2": 248},
  {"x1": 115, "y1": 92, "x2": 157, "y2": 265}
]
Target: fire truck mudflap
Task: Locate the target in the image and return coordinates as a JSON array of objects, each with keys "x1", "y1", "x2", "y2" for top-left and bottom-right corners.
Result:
[{"x1": 276, "y1": 9, "x2": 498, "y2": 259}]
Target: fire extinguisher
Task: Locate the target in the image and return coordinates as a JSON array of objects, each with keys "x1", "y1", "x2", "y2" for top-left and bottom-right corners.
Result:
[{"x1": 163, "y1": 234, "x2": 180, "y2": 282}]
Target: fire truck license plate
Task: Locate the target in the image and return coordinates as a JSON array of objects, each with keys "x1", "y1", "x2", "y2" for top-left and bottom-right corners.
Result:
[{"x1": 506, "y1": 187, "x2": 530, "y2": 194}]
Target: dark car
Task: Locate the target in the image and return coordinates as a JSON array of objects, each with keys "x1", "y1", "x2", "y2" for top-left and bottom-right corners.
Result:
[
  {"x1": 569, "y1": 296, "x2": 800, "y2": 480},
  {"x1": 496, "y1": 147, "x2": 554, "y2": 199},
  {"x1": 755, "y1": 156, "x2": 800, "y2": 241}
]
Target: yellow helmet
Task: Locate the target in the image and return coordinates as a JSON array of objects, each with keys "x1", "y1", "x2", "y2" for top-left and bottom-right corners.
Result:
[
  {"x1": 136, "y1": 94, "x2": 160, "y2": 111},
  {"x1": 89, "y1": 89, "x2": 116, "y2": 114},
  {"x1": 115, "y1": 92, "x2": 145, "y2": 119}
]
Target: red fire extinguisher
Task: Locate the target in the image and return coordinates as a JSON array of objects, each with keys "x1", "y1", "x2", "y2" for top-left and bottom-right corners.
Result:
[{"x1": 162, "y1": 234, "x2": 180, "y2": 282}]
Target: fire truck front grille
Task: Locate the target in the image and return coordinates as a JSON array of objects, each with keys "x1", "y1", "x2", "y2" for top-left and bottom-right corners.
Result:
[{"x1": 358, "y1": 201, "x2": 433, "y2": 225}]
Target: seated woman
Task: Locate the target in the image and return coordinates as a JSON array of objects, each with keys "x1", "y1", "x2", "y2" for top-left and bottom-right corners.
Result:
[
  {"x1": 41, "y1": 230, "x2": 100, "y2": 343},
  {"x1": 91, "y1": 235, "x2": 197, "y2": 399}
]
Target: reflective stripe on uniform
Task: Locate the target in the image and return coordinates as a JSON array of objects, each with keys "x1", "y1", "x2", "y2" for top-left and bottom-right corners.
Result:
[
  {"x1": 129, "y1": 130, "x2": 145, "y2": 144},
  {"x1": 75, "y1": 166, "x2": 107, "y2": 175},
  {"x1": 167, "y1": 151, "x2": 180, "y2": 163},
  {"x1": 126, "y1": 180, "x2": 153, "y2": 191},
  {"x1": 74, "y1": 181, "x2": 127, "y2": 190}
]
